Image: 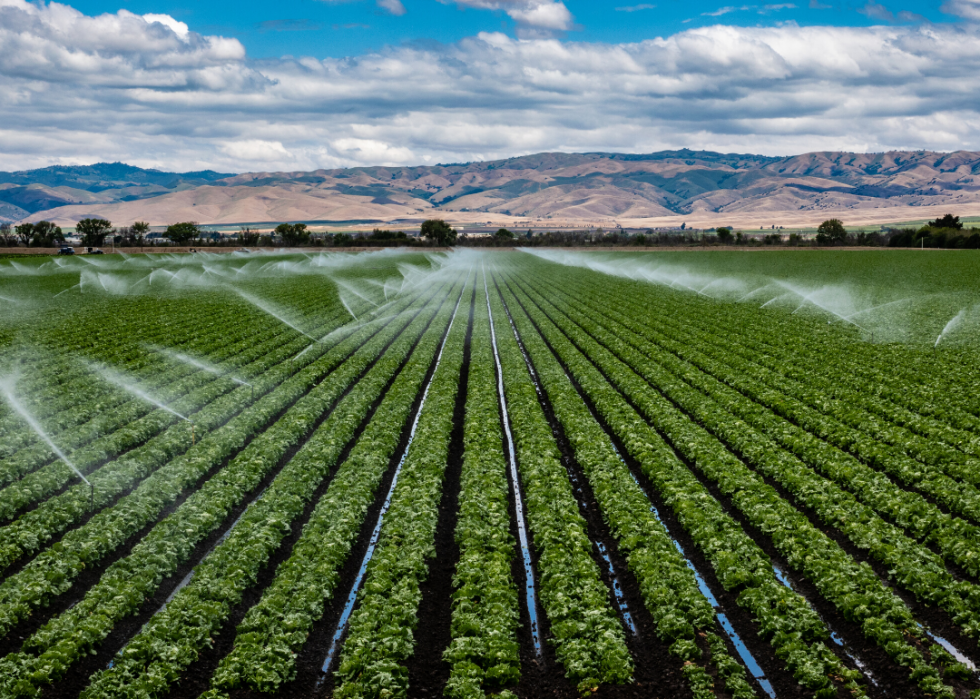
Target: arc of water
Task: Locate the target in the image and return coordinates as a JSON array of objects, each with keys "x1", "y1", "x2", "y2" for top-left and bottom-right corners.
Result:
[
  {"x1": 234, "y1": 289, "x2": 315, "y2": 340},
  {"x1": 843, "y1": 297, "x2": 914, "y2": 321},
  {"x1": 0, "y1": 374, "x2": 93, "y2": 505},
  {"x1": 91, "y1": 363, "x2": 189, "y2": 421}
]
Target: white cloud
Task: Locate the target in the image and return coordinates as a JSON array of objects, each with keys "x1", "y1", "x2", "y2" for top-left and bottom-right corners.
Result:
[
  {"x1": 616, "y1": 4, "x2": 656, "y2": 11},
  {"x1": 445, "y1": 0, "x2": 573, "y2": 30},
  {"x1": 942, "y1": 0, "x2": 980, "y2": 20},
  {"x1": 141, "y1": 13, "x2": 189, "y2": 38},
  {"x1": 4, "y1": 2, "x2": 980, "y2": 172},
  {"x1": 219, "y1": 140, "x2": 293, "y2": 161},
  {"x1": 376, "y1": 0, "x2": 407, "y2": 16}
]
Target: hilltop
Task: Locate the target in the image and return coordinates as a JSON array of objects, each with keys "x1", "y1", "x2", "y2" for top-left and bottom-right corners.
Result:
[{"x1": 7, "y1": 150, "x2": 980, "y2": 228}]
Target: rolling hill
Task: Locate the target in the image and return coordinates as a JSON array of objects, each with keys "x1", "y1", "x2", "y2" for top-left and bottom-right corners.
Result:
[{"x1": 8, "y1": 150, "x2": 980, "y2": 229}]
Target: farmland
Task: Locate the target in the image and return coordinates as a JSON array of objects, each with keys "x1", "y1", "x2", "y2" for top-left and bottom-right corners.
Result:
[{"x1": 0, "y1": 248, "x2": 979, "y2": 699}]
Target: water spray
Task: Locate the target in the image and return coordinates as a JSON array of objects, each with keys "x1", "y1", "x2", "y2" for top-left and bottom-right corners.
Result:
[
  {"x1": 91, "y1": 363, "x2": 190, "y2": 421},
  {"x1": 935, "y1": 309, "x2": 968, "y2": 349},
  {"x1": 151, "y1": 346, "x2": 254, "y2": 400},
  {"x1": 0, "y1": 374, "x2": 95, "y2": 510},
  {"x1": 234, "y1": 289, "x2": 315, "y2": 340}
]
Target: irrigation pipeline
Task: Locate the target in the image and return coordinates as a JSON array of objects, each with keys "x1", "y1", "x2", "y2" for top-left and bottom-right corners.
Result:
[
  {"x1": 492, "y1": 273, "x2": 637, "y2": 638},
  {"x1": 770, "y1": 564, "x2": 880, "y2": 688},
  {"x1": 514, "y1": 272, "x2": 980, "y2": 684},
  {"x1": 107, "y1": 279, "x2": 459, "y2": 671},
  {"x1": 317, "y1": 282, "x2": 467, "y2": 680},
  {"x1": 483, "y1": 267, "x2": 543, "y2": 659},
  {"x1": 625, "y1": 466, "x2": 777, "y2": 699},
  {"x1": 496, "y1": 270, "x2": 777, "y2": 698}
]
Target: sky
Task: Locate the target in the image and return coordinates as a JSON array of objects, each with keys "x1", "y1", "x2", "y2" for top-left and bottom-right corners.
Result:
[{"x1": 2, "y1": 0, "x2": 980, "y2": 173}]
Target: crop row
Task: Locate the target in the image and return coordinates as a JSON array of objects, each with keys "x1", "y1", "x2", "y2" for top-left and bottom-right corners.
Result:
[
  {"x1": 0, "y1": 308, "x2": 351, "y2": 522},
  {"x1": 76, "y1": 277, "x2": 464, "y2": 699},
  {"x1": 558, "y1": 273, "x2": 980, "y2": 491},
  {"x1": 667, "y1": 283, "x2": 980, "y2": 435},
  {"x1": 0, "y1": 300, "x2": 343, "y2": 490},
  {"x1": 0, "y1": 269, "x2": 352, "y2": 453},
  {"x1": 0, "y1": 279, "x2": 386, "y2": 570},
  {"x1": 202, "y1": 276, "x2": 468, "y2": 697},
  {"x1": 0, "y1": 279, "x2": 445, "y2": 655},
  {"x1": 331, "y1": 280, "x2": 470, "y2": 698},
  {"x1": 442, "y1": 271, "x2": 522, "y2": 699},
  {"x1": 500, "y1": 268, "x2": 962, "y2": 697},
  {"x1": 522, "y1": 272, "x2": 980, "y2": 637},
  {"x1": 493, "y1": 276, "x2": 759, "y2": 699},
  {"x1": 0, "y1": 288, "x2": 300, "y2": 449},
  {"x1": 626, "y1": 300, "x2": 980, "y2": 513},
  {"x1": 487, "y1": 274, "x2": 634, "y2": 693},
  {"x1": 495, "y1": 272, "x2": 859, "y2": 696}
]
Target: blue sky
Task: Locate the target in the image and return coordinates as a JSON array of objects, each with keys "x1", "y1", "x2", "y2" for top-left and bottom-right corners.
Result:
[
  {"x1": 1, "y1": 0, "x2": 979, "y2": 172},
  {"x1": 65, "y1": 0, "x2": 954, "y2": 59}
]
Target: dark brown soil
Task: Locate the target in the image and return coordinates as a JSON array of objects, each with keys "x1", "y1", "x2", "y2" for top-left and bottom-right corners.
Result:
[
  {"x1": 402, "y1": 281, "x2": 475, "y2": 695},
  {"x1": 502, "y1": 273, "x2": 901, "y2": 699},
  {"x1": 30, "y1": 287, "x2": 444, "y2": 699}
]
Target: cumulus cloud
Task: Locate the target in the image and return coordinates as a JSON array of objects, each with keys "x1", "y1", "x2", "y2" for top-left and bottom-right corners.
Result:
[
  {"x1": 377, "y1": 0, "x2": 407, "y2": 16},
  {"x1": 942, "y1": 0, "x2": 980, "y2": 20},
  {"x1": 220, "y1": 140, "x2": 293, "y2": 161},
  {"x1": 3, "y1": 1, "x2": 980, "y2": 172},
  {"x1": 445, "y1": 0, "x2": 573, "y2": 30}
]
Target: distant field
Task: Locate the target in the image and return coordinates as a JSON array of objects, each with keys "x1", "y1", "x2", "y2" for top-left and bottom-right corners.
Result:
[
  {"x1": 1, "y1": 249, "x2": 979, "y2": 699},
  {"x1": 531, "y1": 247, "x2": 980, "y2": 346}
]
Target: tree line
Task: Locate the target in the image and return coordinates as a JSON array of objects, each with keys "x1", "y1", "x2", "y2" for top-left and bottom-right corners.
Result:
[{"x1": 2, "y1": 214, "x2": 974, "y2": 250}]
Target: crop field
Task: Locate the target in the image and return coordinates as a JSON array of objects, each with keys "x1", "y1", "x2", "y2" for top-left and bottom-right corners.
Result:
[{"x1": 1, "y1": 248, "x2": 980, "y2": 699}]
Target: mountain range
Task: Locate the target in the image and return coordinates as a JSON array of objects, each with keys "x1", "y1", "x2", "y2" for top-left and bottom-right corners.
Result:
[{"x1": 7, "y1": 150, "x2": 980, "y2": 229}]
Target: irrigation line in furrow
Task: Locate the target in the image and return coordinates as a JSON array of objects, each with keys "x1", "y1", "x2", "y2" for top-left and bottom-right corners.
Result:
[
  {"x1": 493, "y1": 273, "x2": 637, "y2": 639},
  {"x1": 482, "y1": 267, "x2": 543, "y2": 660},
  {"x1": 498, "y1": 269, "x2": 777, "y2": 696},
  {"x1": 317, "y1": 281, "x2": 467, "y2": 679},
  {"x1": 769, "y1": 564, "x2": 881, "y2": 688},
  {"x1": 626, "y1": 463, "x2": 776, "y2": 696},
  {"x1": 31, "y1": 278, "x2": 462, "y2": 696},
  {"x1": 526, "y1": 272, "x2": 980, "y2": 672},
  {"x1": 507, "y1": 267, "x2": 965, "y2": 696},
  {"x1": 0, "y1": 282, "x2": 441, "y2": 652},
  {"x1": 114, "y1": 285, "x2": 449, "y2": 664}
]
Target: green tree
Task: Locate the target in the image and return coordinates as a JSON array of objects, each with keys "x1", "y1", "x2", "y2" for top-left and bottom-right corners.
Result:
[
  {"x1": 275, "y1": 223, "x2": 310, "y2": 247},
  {"x1": 494, "y1": 228, "x2": 515, "y2": 240},
  {"x1": 31, "y1": 221, "x2": 64, "y2": 247},
  {"x1": 0, "y1": 223, "x2": 13, "y2": 246},
  {"x1": 237, "y1": 226, "x2": 259, "y2": 246},
  {"x1": 76, "y1": 218, "x2": 114, "y2": 246},
  {"x1": 420, "y1": 219, "x2": 457, "y2": 246},
  {"x1": 931, "y1": 214, "x2": 962, "y2": 230},
  {"x1": 14, "y1": 223, "x2": 33, "y2": 246},
  {"x1": 816, "y1": 218, "x2": 847, "y2": 245},
  {"x1": 132, "y1": 221, "x2": 150, "y2": 246},
  {"x1": 716, "y1": 227, "x2": 733, "y2": 243},
  {"x1": 165, "y1": 222, "x2": 200, "y2": 245}
]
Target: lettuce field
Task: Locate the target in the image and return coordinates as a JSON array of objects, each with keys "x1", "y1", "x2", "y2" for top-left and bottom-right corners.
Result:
[{"x1": 1, "y1": 248, "x2": 980, "y2": 699}]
